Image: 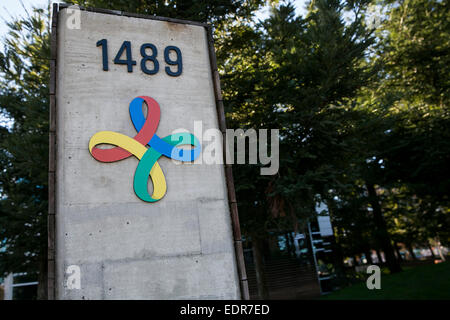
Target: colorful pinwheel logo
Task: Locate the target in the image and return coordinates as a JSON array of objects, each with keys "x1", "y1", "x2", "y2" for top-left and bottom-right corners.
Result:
[{"x1": 89, "y1": 96, "x2": 201, "y2": 202}]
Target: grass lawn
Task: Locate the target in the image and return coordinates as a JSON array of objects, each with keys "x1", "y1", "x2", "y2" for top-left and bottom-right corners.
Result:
[{"x1": 321, "y1": 261, "x2": 450, "y2": 300}]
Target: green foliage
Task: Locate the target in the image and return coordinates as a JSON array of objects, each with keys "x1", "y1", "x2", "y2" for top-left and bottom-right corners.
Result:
[
  {"x1": 0, "y1": 8, "x2": 49, "y2": 279},
  {"x1": 321, "y1": 0, "x2": 449, "y2": 266},
  {"x1": 382, "y1": 0, "x2": 450, "y2": 107},
  {"x1": 370, "y1": 0, "x2": 449, "y2": 248},
  {"x1": 69, "y1": 0, "x2": 266, "y2": 27},
  {"x1": 223, "y1": 0, "x2": 377, "y2": 235}
]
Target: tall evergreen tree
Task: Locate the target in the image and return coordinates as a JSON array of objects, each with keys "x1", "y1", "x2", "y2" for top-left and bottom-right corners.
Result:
[
  {"x1": 225, "y1": 0, "x2": 376, "y2": 242},
  {"x1": 0, "y1": 7, "x2": 50, "y2": 299}
]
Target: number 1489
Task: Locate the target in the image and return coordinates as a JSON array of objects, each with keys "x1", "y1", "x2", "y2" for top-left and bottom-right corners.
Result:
[{"x1": 96, "y1": 39, "x2": 182, "y2": 77}]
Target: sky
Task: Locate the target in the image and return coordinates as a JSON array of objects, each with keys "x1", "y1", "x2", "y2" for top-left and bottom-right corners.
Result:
[
  {"x1": 0, "y1": 0, "x2": 51, "y2": 36},
  {"x1": 256, "y1": 0, "x2": 308, "y2": 21},
  {"x1": 0, "y1": 0, "x2": 309, "y2": 38}
]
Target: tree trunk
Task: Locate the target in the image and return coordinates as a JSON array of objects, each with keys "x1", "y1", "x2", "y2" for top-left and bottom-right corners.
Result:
[
  {"x1": 394, "y1": 241, "x2": 403, "y2": 262},
  {"x1": 428, "y1": 243, "x2": 436, "y2": 259},
  {"x1": 330, "y1": 235, "x2": 347, "y2": 283},
  {"x1": 435, "y1": 238, "x2": 446, "y2": 261},
  {"x1": 324, "y1": 198, "x2": 347, "y2": 275},
  {"x1": 353, "y1": 255, "x2": 360, "y2": 266},
  {"x1": 364, "y1": 249, "x2": 373, "y2": 265},
  {"x1": 288, "y1": 232, "x2": 296, "y2": 257},
  {"x1": 366, "y1": 183, "x2": 402, "y2": 273},
  {"x1": 285, "y1": 233, "x2": 293, "y2": 257},
  {"x1": 407, "y1": 243, "x2": 417, "y2": 260},
  {"x1": 252, "y1": 237, "x2": 269, "y2": 299},
  {"x1": 376, "y1": 249, "x2": 383, "y2": 264},
  {"x1": 322, "y1": 198, "x2": 348, "y2": 284}
]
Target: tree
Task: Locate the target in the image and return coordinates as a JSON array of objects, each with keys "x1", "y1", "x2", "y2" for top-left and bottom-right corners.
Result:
[
  {"x1": 380, "y1": 0, "x2": 449, "y2": 250},
  {"x1": 374, "y1": 0, "x2": 450, "y2": 205},
  {"x1": 0, "y1": 7, "x2": 50, "y2": 299},
  {"x1": 333, "y1": 0, "x2": 450, "y2": 272},
  {"x1": 225, "y1": 0, "x2": 376, "y2": 228},
  {"x1": 220, "y1": 0, "x2": 378, "y2": 294}
]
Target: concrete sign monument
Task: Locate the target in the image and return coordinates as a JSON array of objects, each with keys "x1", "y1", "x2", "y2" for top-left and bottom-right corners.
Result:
[{"x1": 48, "y1": 4, "x2": 248, "y2": 300}]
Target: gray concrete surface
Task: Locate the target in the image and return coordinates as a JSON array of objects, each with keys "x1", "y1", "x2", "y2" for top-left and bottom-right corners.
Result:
[{"x1": 55, "y1": 8, "x2": 240, "y2": 299}]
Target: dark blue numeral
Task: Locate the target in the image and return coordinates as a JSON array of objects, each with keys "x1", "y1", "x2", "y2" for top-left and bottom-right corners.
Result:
[
  {"x1": 100, "y1": 40, "x2": 182, "y2": 76},
  {"x1": 140, "y1": 43, "x2": 159, "y2": 75},
  {"x1": 164, "y1": 46, "x2": 182, "y2": 77},
  {"x1": 96, "y1": 39, "x2": 108, "y2": 71},
  {"x1": 114, "y1": 41, "x2": 136, "y2": 73}
]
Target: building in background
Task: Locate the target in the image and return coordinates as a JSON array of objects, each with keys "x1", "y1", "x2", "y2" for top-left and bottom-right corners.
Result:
[
  {"x1": 1, "y1": 273, "x2": 38, "y2": 300},
  {"x1": 243, "y1": 202, "x2": 336, "y2": 299}
]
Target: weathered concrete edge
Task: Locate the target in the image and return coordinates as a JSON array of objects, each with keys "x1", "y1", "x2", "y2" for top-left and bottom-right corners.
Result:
[
  {"x1": 58, "y1": 3, "x2": 208, "y2": 27},
  {"x1": 206, "y1": 26, "x2": 250, "y2": 300},
  {"x1": 48, "y1": 2, "x2": 58, "y2": 300}
]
